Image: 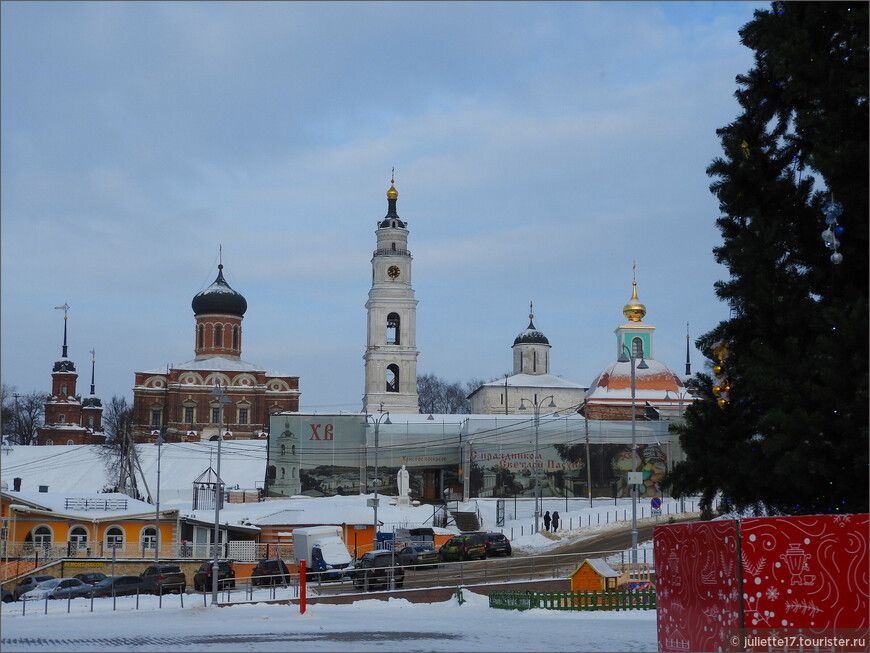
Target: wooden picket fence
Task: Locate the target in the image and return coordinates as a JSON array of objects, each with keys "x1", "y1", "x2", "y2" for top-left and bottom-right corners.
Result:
[{"x1": 489, "y1": 588, "x2": 656, "y2": 612}]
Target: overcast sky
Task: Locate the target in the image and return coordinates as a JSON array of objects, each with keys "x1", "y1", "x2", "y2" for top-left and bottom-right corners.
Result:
[{"x1": 1, "y1": 1, "x2": 767, "y2": 413}]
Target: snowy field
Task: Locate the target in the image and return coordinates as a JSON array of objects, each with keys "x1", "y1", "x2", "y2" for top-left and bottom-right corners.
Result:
[{"x1": 0, "y1": 589, "x2": 657, "y2": 652}]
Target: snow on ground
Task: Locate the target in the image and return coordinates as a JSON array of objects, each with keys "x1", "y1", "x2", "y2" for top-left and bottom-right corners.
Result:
[{"x1": 0, "y1": 586, "x2": 657, "y2": 652}]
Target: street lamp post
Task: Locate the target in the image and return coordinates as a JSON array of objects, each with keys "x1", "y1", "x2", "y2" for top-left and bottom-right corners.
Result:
[
  {"x1": 582, "y1": 402, "x2": 593, "y2": 508},
  {"x1": 154, "y1": 433, "x2": 164, "y2": 561},
  {"x1": 210, "y1": 383, "x2": 231, "y2": 605},
  {"x1": 364, "y1": 409, "x2": 391, "y2": 547},
  {"x1": 617, "y1": 345, "x2": 648, "y2": 565},
  {"x1": 518, "y1": 394, "x2": 556, "y2": 533}
]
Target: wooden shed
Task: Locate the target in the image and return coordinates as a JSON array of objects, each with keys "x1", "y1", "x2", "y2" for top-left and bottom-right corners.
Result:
[{"x1": 568, "y1": 557, "x2": 623, "y2": 592}]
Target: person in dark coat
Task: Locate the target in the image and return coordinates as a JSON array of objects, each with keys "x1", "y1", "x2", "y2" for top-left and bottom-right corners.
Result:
[
  {"x1": 543, "y1": 510, "x2": 551, "y2": 532},
  {"x1": 551, "y1": 510, "x2": 560, "y2": 532}
]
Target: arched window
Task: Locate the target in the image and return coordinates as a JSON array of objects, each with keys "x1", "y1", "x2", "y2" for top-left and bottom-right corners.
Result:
[
  {"x1": 386, "y1": 313, "x2": 400, "y2": 345},
  {"x1": 46, "y1": 439, "x2": 54, "y2": 446},
  {"x1": 33, "y1": 525, "x2": 52, "y2": 549},
  {"x1": 69, "y1": 525, "x2": 88, "y2": 553},
  {"x1": 281, "y1": 467, "x2": 285, "y2": 479},
  {"x1": 214, "y1": 324, "x2": 223, "y2": 347},
  {"x1": 60, "y1": 383, "x2": 67, "y2": 395},
  {"x1": 631, "y1": 336, "x2": 644, "y2": 358},
  {"x1": 67, "y1": 439, "x2": 75, "y2": 445},
  {"x1": 281, "y1": 444, "x2": 286, "y2": 456},
  {"x1": 291, "y1": 444, "x2": 296, "y2": 456},
  {"x1": 58, "y1": 414, "x2": 65, "y2": 423},
  {"x1": 232, "y1": 326, "x2": 239, "y2": 349},
  {"x1": 386, "y1": 364, "x2": 399, "y2": 393},
  {"x1": 87, "y1": 416, "x2": 94, "y2": 427},
  {"x1": 198, "y1": 324, "x2": 205, "y2": 349},
  {"x1": 105, "y1": 526, "x2": 124, "y2": 550},
  {"x1": 141, "y1": 526, "x2": 157, "y2": 551}
]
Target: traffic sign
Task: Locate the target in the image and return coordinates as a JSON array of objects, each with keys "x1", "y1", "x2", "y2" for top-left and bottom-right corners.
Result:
[{"x1": 651, "y1": 496, "x2": 662, "y2": 510}]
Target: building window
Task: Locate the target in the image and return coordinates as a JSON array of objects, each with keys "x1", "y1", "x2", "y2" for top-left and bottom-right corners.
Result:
[
  {"x1": 185, "y1": 407, "x2": 195, "y2": 424},
  {"x1": 58, "y1": 414, "x2": 65, "y2": 423},
  {"x1": 631, "y1": 336, "x2": 644, "y2": 358},
  {"x1": 212, "y1": 407, "x2": 222, "y2": 424},
  {"x1": 214, "y1": 324, "x2": 223, "y2": 347},
  {"x1": 60, "y1": 383, "x2": 67, "y2": 395},
  {"x1": 232, "y1": 326, "x2": 239, "y2": 349},
  {"x1": 33, "y1": 525, "x2": 52, "y2": 549},
  {"x1": 281, "y1": 467, "x2": 285, "y2": 479},
  {"x1": 386, "y1": 364, "x2": 399, "y2": 393},
  {"x1": 87, "y1": 416, "x2": 94, "y2": 427},
  {"x1": 386, "y1": 313, "x2": 400, "y2": 345},
  {"x1": 69, "y1": 526, "x2": 88, "y2": 551},
  {"x1": 106, "y1": 526, "x2": 124, "y2": 550},
  {"x1": 141, "y1": 526, "x2": 157, "y2": 551},
  {"x1": 151, "y1": 410, "x2": 161, "y2": 427},
  {"x1": 67, "y1": 439, "x2": 75, "y2": 445},
  {"x1": 46, "y1": 439, "x2": 54, "y2": 445},
  {"x1": 238, "y1": 408, "x2": 248, "y2": 425},
  {"x1": 281, "y1": 444, "x2": 286, "y2": 456},
  {"x1": 198, "y1": 324, "x2": 205, "y2": 349}
]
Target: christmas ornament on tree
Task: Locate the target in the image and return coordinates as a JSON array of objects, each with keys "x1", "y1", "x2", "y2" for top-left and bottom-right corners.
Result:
[
  {"x1": 821, "y1": 199, "x2": 844, "y2": 264},
  {"x1": 711, "y1": 340, "x2": 731, "y2": 408}
]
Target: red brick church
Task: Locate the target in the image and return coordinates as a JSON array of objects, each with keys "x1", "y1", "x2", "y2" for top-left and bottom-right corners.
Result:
[{"x1": 131, "y1": 260, "x2": 299, "y2": 442}]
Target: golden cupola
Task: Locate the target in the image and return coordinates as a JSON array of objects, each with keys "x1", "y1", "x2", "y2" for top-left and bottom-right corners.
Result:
[{"x1": 622, "y1": 281, "x2": 646, "y2": 322}]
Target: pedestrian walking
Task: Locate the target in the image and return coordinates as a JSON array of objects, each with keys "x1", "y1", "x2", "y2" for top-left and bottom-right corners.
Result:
[
  {"x1": 551, "y1": 510, "x2": 560, "y2": 532},
  {"x1": 543, "y1": 510, "x2": 551, "y2": 532}
]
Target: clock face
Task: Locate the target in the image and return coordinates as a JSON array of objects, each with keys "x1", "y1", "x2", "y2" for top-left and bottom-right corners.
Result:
[{"x1": 387, "y1": 265, "x2": 401, "y2": 279}]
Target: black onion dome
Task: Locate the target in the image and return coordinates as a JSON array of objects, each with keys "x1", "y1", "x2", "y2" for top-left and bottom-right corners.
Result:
[
  {"x1": 191, "y1": 264, "x2": 248, "y2": 317},
  {"x1": 82, "y1": 396, "x2": 102, "y2": 408},
  {"x1": 513, "y1": 317, "x2": 550, "y2": 346}
]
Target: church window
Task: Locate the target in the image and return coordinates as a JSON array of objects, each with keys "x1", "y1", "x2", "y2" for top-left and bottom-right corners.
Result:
[
  {"x1": 214, "y1": 324, "x2": 223, "y2": 347},
  {"x1": 185, "y1": 407, "x2": 195, "y2": 424},
  {"x1": 87, "y1": 416, "x2": 94, "y2": 427},
  {"x1": 292, "y1": 444, "x2": 296, "y2": 455},
  {"x1": 198, "y1": 325, "x2": 204, "y2": 349},
  {"x1": 212, "y1": 407, "x2": 220, "y2": 424},
  {"x1": 281, "y1": 444, "x2": 286, "y2": 456},
  {"x1": 238, "y1": 408, "x2": 248, "y2": 425},
  {"x1": 60, "y1": 383, "x2": 67, "y2": 395},
  {"x1": 631, "y1": 337, "x2": 644, "y2": 358},
  {"x1": 533, "y1": 351, "x2": 537, "y2": 373},
  {"x1": 386, "y1": 313, "x2": 400, "y2": 345},
  {"x1": 58, "y1": 414, "x2": 65, "y2": 423},
  {"x1": 391, "y1": 242, "x2": 396, "y2": 250},
  {"x1": 151, "y1": 410, "x2": 161, "y2": 427},
  {"x1": 281, "y1": 467, "x2": 285, "y2": 479},
  {"x1": 232, "y1": 326, "x2": 239, "y2": 349},
  {"x1": 386, "y1": 364, "x2": 399, "y2": 393},
  {"x1": 46, "y1": 439, "x2": 54, "y2": 445},
  {"x1": 67, "y1": 439, "x2": 75, "y2": 445}
]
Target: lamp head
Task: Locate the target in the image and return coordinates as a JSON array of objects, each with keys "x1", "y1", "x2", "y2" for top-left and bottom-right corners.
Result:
[
  {"x1": 617, "y1": 351, "x2": 629, "y2": 363},
  {"x1": 637, "y1": 358, "x2": 649, "y2": 370},
  {"x1": 383, "y1": 413, "x2": 392, "y2": 425},
  {"x1": 546, "y1": 397, "x2": 556, "y2": 409},
  {"x1": 518, "y1": 401, "x2": 528, "y2": 411}
]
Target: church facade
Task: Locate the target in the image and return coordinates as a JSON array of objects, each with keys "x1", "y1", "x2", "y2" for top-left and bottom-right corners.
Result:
[{"x1": 131, "y1": 261, "x2": 300, "y2": 443}]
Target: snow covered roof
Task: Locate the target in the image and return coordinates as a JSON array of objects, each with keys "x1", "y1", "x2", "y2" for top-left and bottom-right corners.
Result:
[
  {"x1": 137, "y1": 356, "x2": 289, "y2": 378},
  {"x1": 585, "y1": 359, "x2": 692, "y2": 404},
  {"x1": 2, "y1": 490, "x2": 175, "y2": 520},
  {"x1": 476, "y1": 372, "x2": 586, "y2": 391}
]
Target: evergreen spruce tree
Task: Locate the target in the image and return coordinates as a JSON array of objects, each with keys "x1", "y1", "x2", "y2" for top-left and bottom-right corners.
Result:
[{"x1": 665, "y1": 1, "x2": 868, "y2": 515}]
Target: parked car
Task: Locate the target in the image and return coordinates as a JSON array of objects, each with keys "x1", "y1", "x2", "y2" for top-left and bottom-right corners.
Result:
[
  {"x1": 438, "y1": 533, "x2": 487, "y2": 562},
  {"x1": 194, "y1": 560, "x2": 236, "y2": 591},
  {"x1": 74, "y1": 572, "x2": 107, "y2": 585},
  {"x1": 395, "y1": 544, "x2": 439, "y2": 567},
  {"x1": 484, "y1": 532, "x2": 512, "y2": 557},
  {"x1": 13, "y1": 575, "x2": 54, "y2": 601},
  {"x1": 20, "y1": 577, "x2": 91, "y2": 601},
  {"x1": 348, "y1": 551, "x2": 405, "y2": 591},
  {"x1": 140, "y1": 563, "x2": 186, "y2": 595},
  {"x1": 87, "y1": 575, "x2": 151, "y2": 598},
  {"x1": 2, "y1": 588, "x2": 16, "y2": 603},
  {"x1": 251, "y1": 559, "x2": 291, "y2": 587}
]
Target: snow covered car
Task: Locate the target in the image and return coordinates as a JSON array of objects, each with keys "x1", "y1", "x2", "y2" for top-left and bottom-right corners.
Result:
[{"x1": 20, "y1": 577, "x2": 91, "y2": 601}]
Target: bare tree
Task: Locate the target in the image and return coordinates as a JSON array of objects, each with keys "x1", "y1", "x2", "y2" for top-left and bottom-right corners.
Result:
[
  {"x1": 97, "y1": 396, "x2": 144, "y2": 498},
  {"x1": 2, "y1": 389, "x2": 48, "y2": 445},
  {"x1": 418, "y1": 374, "x2": 483, "y2": 414}
]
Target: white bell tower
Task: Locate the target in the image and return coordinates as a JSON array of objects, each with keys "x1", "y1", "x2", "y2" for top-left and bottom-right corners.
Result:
[{"x1": 362, "y1": 173, "x2": 420, "y2": 414}]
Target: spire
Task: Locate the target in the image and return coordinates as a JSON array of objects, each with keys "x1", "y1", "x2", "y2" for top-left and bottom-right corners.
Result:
[
  {"x1": 380, "y1": 168, "x2": 406, "y2": 228},
  {"x1": 89, "y1": 349, "x2": 96, "y2": 396},
  {"x1": 55, "y1": 302, "x2": 70, "y2": 358},
  {"x1": 685, "y1": 322, "x2": 691, "y2": 376}
]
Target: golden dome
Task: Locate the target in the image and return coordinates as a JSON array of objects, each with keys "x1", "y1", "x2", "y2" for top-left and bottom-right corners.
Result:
[
  {"x1": 387, "y1": 182, "x2": 398, "y2": 199},
  {"x1": 622, "y1": 281, "x2": 646, "y2": 322}
]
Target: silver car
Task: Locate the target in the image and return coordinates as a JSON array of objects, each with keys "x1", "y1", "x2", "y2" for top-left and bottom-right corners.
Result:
[{"x1": 21, "y1": 577, "x2": 91, "y2": 601}]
